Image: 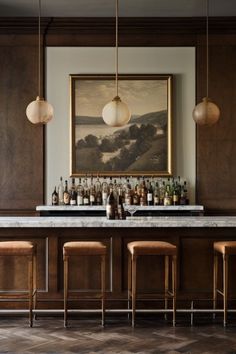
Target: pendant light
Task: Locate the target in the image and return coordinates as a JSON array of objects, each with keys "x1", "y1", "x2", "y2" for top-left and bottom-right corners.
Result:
[
  {"x1": 102, "y1": 0, "x2": 131, "y2": 127},
  {"x1": 26, "y1": 0, "x2": 53, "y2": 124},
  {"x1": 192, "y1": 0, "x2": 220, "y2": 126}
]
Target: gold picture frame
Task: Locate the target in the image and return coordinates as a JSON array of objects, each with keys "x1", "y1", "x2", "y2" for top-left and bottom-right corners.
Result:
[{"x1": 70, "y1": 74, "x2": 173, "y2": 177}]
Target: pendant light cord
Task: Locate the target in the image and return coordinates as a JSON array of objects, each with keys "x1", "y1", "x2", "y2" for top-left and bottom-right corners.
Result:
[
  {"x1": 206, "y1": 0, "x2": 209, "y2": 98},
  {"x1": 38, "y1": 0, "x2": 41, "y2": 98},
  {"x1": 115, "y1": 0, "x2": 119, "y2": 97}
]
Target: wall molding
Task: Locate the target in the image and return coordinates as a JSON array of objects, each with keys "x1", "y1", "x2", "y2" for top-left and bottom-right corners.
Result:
[{"x1": 1, "y1": 17, "x2": 236, "y2": 35}]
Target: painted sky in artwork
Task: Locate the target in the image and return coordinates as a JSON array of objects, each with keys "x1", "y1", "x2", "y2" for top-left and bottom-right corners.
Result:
[{"x1": 75, "y1": 79, "x2": 167, "y2": 117}]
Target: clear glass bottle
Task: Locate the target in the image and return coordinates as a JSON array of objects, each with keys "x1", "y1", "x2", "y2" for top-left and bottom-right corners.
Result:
[
  {"x1": 76, "y1": 178, "x2": 84, "y2": 206},
  {"x1": 95, "y1": 176, "x2": 102, "y2": 205},
  {"x1": 102, "y1": 177, "x2": 109, "y2": 206},
  {"x1": 58, "y1": 176, "x2": 64, "y2": 205}
]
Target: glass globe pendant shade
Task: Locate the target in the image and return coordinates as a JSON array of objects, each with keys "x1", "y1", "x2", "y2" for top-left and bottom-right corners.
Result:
[
  {"x1": 192, "y1": 97, "x2": 220, "y2": 126},
  {"x1": 102, "y1": 96, "x2": 131, "y2": 127},
  {"x1": 26, "y1": 96, "x2": 53, "y2": 124}
]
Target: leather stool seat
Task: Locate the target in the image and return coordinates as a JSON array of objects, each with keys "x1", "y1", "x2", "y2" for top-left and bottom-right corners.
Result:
[
  {"x1": 214, "y1": 241, "x2": 236, "y2": 255},
  {"x1": 128, "y1": 241, "x2": 177, "y2": 256},
  {"x1": 0, "y1": 240, "x2": 37, "y2": 327},
  {"x1": 0, "y1": 241, "x2": 35, "y2": 256},
  {"x1": 63, "y1": 241, "x2": 106, "y2": 256}
]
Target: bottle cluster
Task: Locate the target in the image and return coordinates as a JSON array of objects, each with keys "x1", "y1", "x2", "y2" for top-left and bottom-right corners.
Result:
[{"x1": 51, "y1": 175, "x2": 189, "y2": 207}]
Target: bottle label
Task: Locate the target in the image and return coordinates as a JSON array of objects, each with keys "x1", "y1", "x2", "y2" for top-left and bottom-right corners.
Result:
[
  {"x1": 70, "y1": 199, "x2": 76, "y2": 205},
  {"x1": 64, "y1": 193, "x2": 70, "y2": 204},
  {"x1": 77, "y1": 196, "x2": 83, "y2": 205},
  {"x1": 52, "y1": 195, "x2": 58, "y2": 205},
  {"x1": 90, "y1": 195, "x2": 95, "y2": 202},
  {"x1": 147, "y1": 193, "x2": 153, "y2": 201}
]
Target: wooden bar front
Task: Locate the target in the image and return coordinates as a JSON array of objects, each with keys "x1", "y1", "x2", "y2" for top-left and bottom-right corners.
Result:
[{"x1": 0, "y1": 220, "x2": 236, "y2": 310}]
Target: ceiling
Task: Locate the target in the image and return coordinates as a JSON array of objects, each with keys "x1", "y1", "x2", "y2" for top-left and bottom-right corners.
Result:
[{"x1": 0, "y1": 0, "x2": 236, "y2": 17}]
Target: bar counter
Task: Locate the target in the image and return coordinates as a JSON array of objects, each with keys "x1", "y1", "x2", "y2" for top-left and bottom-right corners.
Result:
[
  {"x1": 0, "y1": 215, "x2": 236, "y2": 311},
  {"x1": 0, "y1": 215, "x2": 234, "y2": 227}
]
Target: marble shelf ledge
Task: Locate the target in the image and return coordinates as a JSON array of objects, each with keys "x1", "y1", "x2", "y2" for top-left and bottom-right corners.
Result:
[
  {"x1": 36, "y1": 205, "x2": 204, "y2": 211},
  {"x1": 0, "y1": 216, "x2": 235, "y2": 228}
]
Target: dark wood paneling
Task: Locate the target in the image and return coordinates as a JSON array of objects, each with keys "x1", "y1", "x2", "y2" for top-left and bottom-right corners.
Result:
[
  {"x1": 196, "y1": 44, "x2": 236, "y2": 213},
  {"x1": 0, "y1": 41, "x2": 44, "y2": 212},
  {"x1": 0, "y1": 227, "x2": 235, "y2": 309}
]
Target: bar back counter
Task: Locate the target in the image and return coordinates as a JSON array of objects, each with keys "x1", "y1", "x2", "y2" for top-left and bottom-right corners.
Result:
[{"x1": 0, "y1": 212, "x2": 236, "y2": 315}]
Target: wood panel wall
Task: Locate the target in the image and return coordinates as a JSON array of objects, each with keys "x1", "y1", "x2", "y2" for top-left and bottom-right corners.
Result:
[{"x1": 0, "y1": 18, "x2": 236, "y2": 215}]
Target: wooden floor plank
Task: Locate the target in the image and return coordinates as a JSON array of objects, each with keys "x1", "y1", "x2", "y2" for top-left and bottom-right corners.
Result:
[{"x1": 0, "y1": 317, "x2": 235, "y2": 353}]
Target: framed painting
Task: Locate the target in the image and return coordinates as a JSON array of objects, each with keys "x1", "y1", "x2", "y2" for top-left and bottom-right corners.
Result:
[{"x1": 70, "y1": 74, "x2": 173, "y2": 177}]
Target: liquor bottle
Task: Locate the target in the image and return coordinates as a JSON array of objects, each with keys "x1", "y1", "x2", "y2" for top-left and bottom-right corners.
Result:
[
  {"x1": 63, "y1": 180, "x2": 70, "y2": 205},
  {"x1": 89, "y1": 176, "x2": 96, "y2": 205},
  {"x1": 179, "y1": 184, "x2": 186, "y2": 205},
  {"x1": 108, "y1": 177, "x2": 113, "y2": 193},
  {"x1": 184, "y1": 181, "x2": 189, "y2": 205},
  {"x1": 102, "y1": 178, "x2": 109, "y2": 206},
  {"x1": 83, "y1": 176, "x2": 89, "y2": 205},
  {"x1": 139, "y1": 177, "x2": 147, "y2": 206},
  {"x1": 154, "y1": 182, "x2": 160, "y2": 205},
  {"x1": 106, "y1": 188, "x2": 116, "y2": 220},
  {"x1": 164, "y1": 184, "x2": 172, "y2": 206},
  {"x1": 77, "y1": 178, "x2": 84, "y2": 206},
  {"x1": 159, "y1": 181, "x2": 165, "y2": 205},
  {"x1": 117, "y1": 195, "x2": 126, "y2": 220},
  {"x1": 147, "y1": 179, "x2": 154, "y2": 206},
  {"x1": 70, "y1": 178, "x2": 77, "y2": 206},
  {"x1": 172, "y1": 182, "x2": 179, "y2": 206},
  {"x1": 95, "y1": 176, "x2": 102, "y2": 205},
  {"x1": 133, "y1": 185, "x2": 140, "y2": 205},
  {"x1": 52, "y1": 186, "x2": 59, "y2": 205},
  {"x1": 58, "y1": 177, "x2": 64, "y2": 205},
  {"x1": 124, "y1": 178, "x2": 132, "y2": 205}
]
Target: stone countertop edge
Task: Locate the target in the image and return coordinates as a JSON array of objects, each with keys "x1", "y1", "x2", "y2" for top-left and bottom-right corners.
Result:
[
  {"x1": 0, "y1": 216, "x2": 234, "y2": 227},
  {"x1": 36, "y1": 205, "x2": 204, "y2": 211}
]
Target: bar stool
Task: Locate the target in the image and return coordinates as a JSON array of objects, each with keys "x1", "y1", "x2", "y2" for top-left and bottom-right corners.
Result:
[
  {"x1": 127, "y1": 241, "x2": 177, "y2": 327},
  {"x1": 63, "y1": 241, "x2": 107, "y2": 327},
  {"x1": 0, "y1": 241, "x2": 37, "y2": 327},
  {"x1": 213, "y1": 241, "x2": 236, "y2": 326}
]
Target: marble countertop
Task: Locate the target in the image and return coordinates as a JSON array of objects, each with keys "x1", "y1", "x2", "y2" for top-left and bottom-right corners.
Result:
[
  {"x1": 0, "y1": 216, "x2": 234, "y2": 228},
  {"x1": 36, "y1": 205, "x2": 204, "y2": 211}
]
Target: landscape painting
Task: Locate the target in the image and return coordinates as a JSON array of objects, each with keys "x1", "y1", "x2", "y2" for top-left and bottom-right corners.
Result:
[{"x1": 70, "y1": 74, "x2": 172, "y2": 176}]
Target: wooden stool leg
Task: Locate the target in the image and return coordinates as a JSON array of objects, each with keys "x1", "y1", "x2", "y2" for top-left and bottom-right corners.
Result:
[
  {"x1": 64, "y1": 255, "x2": 69, "y2": 328},
  {"x1": 164, "y1": 255, "x2": 169, "y2": 321},
  {"x1": 172, "y1": 255, "x2": 177, "y2": 327},
  {"x1": 223, "y1": 254, "x2": 228, "y2": 327},
  {"x1": 132, "y1": 255, "x2": 137, "y2": 328},
  {"x1": 101, "y1": 255, "x2": 106, "y2": 326},
  {"x1": 28, "y1": 255, "x2": 33, "y2": 328},
  {"x1": 127, "y1": 252, "x2": 132, "y2": 321},
  {"x1": 33, "y1": 253, "x2": 37, "y2": 320},
  {"x1": 213, "y1": 252, "x2": 218, "y2": 320}
]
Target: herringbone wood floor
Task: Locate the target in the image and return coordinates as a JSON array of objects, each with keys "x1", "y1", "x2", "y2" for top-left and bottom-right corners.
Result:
[{"x1": 0, "y1": 315, "x2": 236, "y2": 353}]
